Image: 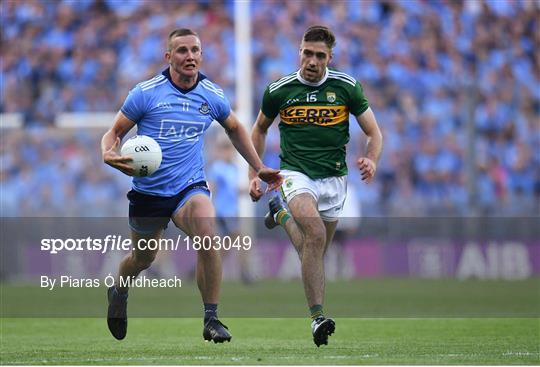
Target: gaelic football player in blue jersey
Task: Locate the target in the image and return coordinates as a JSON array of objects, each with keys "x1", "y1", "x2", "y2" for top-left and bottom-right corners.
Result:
[{"x1": 101, "y1": 28, "x2": 282, "y2": 343}]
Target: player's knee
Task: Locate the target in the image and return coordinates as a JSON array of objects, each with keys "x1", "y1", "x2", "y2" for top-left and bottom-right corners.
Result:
[
  {"x1": 132, "y1": 252, "x2": 156, "y2": 270},
  {"x1": 305, "y1": 238, "x2": 325, "y2": 252},
  {"x1": 304, "y1": 226, "x2": 326, "y2": 251},
  {"x1": 197, "y1": 227, "x2": 216, "y2": 239},
  {"x1": 188, "y1": 218, "x2": 216, "y2": 240},
  {"x1": 197, "y1": 245, "x2": 219, "y2": 258}
]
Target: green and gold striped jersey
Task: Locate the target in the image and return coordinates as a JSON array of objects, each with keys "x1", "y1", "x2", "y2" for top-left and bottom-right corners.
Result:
[{"x1": 261, "y1": 68, "x2": 369, "y2": 179}]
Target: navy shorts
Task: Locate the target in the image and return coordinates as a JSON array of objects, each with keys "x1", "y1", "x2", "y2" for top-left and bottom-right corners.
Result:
[{"x1": 128, "y1": 181, "x2": 210, "y2": 234}]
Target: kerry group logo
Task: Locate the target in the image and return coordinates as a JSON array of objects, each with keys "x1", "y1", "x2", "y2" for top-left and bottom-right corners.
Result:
[{"x1": 159, "y1": 119, "x2": 205, "y2": 142}]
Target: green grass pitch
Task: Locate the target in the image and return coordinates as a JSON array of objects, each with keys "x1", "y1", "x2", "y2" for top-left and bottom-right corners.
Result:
[
  {"x1": 1, "y1": 318, "x2": 539, "y2": 364},
  {"x1": 1, "y1": 279, "x2": 539, "y2": 364}
]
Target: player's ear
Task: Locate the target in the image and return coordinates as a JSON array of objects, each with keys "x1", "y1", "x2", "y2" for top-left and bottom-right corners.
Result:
[{"x1": 165, "y1": 50, "x2": 171, "y2": 64}]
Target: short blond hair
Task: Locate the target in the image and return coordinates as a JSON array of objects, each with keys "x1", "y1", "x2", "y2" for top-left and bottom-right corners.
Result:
[{"x1": 167, "y1": 28, "x2": 199, "y2": 50}]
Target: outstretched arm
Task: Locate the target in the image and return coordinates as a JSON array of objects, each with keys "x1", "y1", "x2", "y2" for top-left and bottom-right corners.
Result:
[
  {"x1": 220, "y1": 111, "x2": 282, "y2": 193},
  {"x1": 101, "y1": 111, "x2": 136, "y2": 176},
  {"x1": 355, "y1": 107, "x2": 383, "y2": 182},
  {"x1": 248, "y1": 111, "x2": 276, "y2": 201}
]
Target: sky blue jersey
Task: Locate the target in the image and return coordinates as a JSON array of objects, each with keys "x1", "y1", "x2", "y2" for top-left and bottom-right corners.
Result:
[{"x1": 121, "y1": 69, "x2": 231, "y2": 196}]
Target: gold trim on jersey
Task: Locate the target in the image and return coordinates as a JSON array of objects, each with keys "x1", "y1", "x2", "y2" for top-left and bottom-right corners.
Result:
[{"x1": 279, "y1": 105, "x2": 349, "y2": 126}]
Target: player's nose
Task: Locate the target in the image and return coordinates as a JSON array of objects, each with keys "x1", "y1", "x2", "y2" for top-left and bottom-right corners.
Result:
[{"x1": 185, "y1": 50, "x2": 196, "y2": 60}]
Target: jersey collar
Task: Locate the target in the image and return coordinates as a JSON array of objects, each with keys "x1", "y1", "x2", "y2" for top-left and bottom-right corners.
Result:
[
  {"x1": 296, "y1": 67, "x2": 328, "y2": 87},
  {"x1": 162, "y1": 68, "x2": 207, "y2": 94}
]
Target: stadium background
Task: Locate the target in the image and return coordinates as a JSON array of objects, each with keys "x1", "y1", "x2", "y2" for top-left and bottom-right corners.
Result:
[{"x1": 2, "y1": 0, "x2": 538, "y2": 217}]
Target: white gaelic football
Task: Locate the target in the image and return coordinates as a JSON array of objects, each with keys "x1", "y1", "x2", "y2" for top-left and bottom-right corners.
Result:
[{"x1": 121, "y1": 135, "x2": 162, "y2": 177}]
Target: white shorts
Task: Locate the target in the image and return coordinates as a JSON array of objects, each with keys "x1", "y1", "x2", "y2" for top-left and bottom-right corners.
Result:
[{"x1": 280, "y1": 169, "x2": 347, "y2": 222}]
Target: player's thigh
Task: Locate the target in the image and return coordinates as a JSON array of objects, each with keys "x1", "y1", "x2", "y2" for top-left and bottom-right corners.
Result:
[
  {"x1": 280, "y1": 169, "x2": 318, "y2": 205},
  {"x1": 171, "y1": 194, "x2": 216, "y2": 237},
  {"x1": 323, "y1": 220, "x2": 338, "y2": 252},
  {"x1": 130, "y1": 228, "x2": 163, "y2": 263},
  {"x1": 288, "y1": 193, "x2": 325, "y2": 240}
]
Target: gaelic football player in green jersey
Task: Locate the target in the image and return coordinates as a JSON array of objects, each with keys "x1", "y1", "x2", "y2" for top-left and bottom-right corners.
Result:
[{"x1": 249, "y1": 26, "x2": 383, "y2": 347}]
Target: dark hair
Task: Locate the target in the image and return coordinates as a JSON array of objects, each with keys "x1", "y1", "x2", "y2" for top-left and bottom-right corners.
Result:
[
  {"x1": 167, "y1": 28, "x2": 199, "y2": 50},
  {"x1": 303, "y1": 25, "x2": 336, "y2": 50}
]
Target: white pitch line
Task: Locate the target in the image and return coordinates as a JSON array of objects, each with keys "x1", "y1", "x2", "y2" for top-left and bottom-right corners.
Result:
[{"x1": 502, "y1": 351, "x2": 540, "y2": 356}]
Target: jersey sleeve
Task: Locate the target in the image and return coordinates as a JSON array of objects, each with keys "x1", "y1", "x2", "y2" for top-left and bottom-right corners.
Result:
[
  {"x1": 348, "y1": 81, "x2": 370, "y2": 116},
  {"x1": 120, "y1": 86, "x2": 146, "y2": 123},
  {"x1": 261, "y1": 86, "x2": 279, "y2": 119},
  {"x1": 210, "y1": 94, "x2": 232, "y2": 123}
]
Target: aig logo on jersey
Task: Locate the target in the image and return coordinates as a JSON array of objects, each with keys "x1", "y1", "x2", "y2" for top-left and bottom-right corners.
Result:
[
  {"x1": 326, "y1": 92, "x2": 336, "y2": 103},
  {"x1": 159, "y1": 120, "x2": 206, "y2": 142}
]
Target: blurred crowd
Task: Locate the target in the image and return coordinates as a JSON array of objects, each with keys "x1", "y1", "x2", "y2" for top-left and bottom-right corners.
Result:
[{"x1": 1, "y1": 0, "x2": 539, "y2": 216}]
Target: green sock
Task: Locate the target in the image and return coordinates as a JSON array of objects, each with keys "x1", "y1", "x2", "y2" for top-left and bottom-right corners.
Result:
[
  {"x1": 310, "y1": 304, "x2": 324, "y2": 319},
  {"x1": 274, "y1": 209, "x2": 291, "y2": 226}
]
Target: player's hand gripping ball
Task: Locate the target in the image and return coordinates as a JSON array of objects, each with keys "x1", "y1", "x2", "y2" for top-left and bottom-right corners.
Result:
[{"x1": 120, "y1": 135, "x2": 162, "y2": 177}]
